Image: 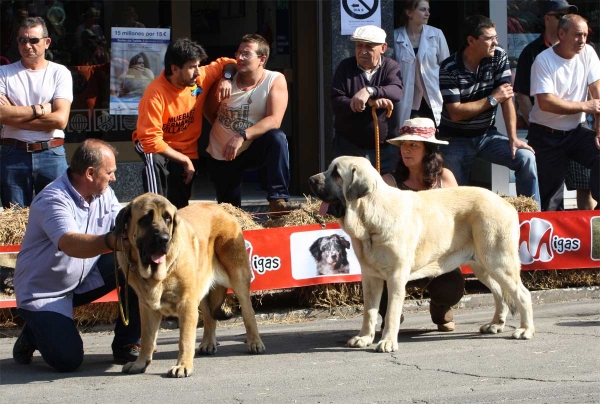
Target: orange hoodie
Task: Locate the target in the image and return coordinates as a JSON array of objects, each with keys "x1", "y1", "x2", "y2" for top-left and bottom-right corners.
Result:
[{"x1": 132, "y1": 57, "x2": 235, "y2": 159}]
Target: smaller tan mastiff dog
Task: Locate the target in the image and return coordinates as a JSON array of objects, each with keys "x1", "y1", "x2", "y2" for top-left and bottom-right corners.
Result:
[
  {"x1": 114, "y1": 193, "x2": 265, "y2": 377},
  {"x1": 309, "y1": 156, "x2": 535, "y2": 353}
]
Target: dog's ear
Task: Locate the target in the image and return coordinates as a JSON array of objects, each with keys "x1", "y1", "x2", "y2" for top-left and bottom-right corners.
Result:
[
  {"x1": 171, "y1": 211, "x2": 179, "y2": 238},
  {"x1": 113, "y1": 204, "x2": 131, "y2": 238},
  {"x1": 309, "y1": 238, "x2": 322, "y2": 260},
  {"x1": 345, "y1": 165, "x2": 371, "y2": 201},
  {"x1": 339, "y1": 235, "x2": 351, "y2": 250}
]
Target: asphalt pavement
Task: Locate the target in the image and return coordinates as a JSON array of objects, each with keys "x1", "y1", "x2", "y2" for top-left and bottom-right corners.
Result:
[{"x1": 0, "y1": 291, "x2": 599, "y2": 404}]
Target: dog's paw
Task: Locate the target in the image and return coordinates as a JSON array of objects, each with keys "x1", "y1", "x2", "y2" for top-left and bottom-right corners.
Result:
[
  {"x1": 375, "y1": 339, "x2": 398, "y2": 353},
  {"x1": 512, "y1": 327, "x2": 535, "y2": 340},
  {"x1": 168, "y1": 364, "x2": 193, "y2": 378},
  {"x1": 247, "y1": 339, "x2": 266, "y2": 354},
  {"x1": 479, "y1": 323, "x2": 505, "y2": 334},
  {"x1": 122, "y1": 360, "x2": 150, "y2": 374},
  {"x1": 347, "y1": 335, "x2": 373, "y2": 348},
  {"x1": 197, "y1": 341, "x2": 218, "y2": 355}
]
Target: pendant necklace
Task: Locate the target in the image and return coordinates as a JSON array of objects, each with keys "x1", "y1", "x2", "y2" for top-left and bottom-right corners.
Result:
[{"x1": 240, "y1": 72, "x2": 266, "y2": 105}]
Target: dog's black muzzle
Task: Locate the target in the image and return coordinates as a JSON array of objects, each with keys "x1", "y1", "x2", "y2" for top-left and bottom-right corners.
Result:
[{"x1": 308, "y1": 174, "x2": 346, "y2": 218}]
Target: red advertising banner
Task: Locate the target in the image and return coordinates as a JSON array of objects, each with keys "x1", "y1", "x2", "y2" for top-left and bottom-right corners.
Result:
[
  {"x1": 518, "y1": 210, "x2": 599, "y2": 270},
  {"x1": 1, "y1": 211, "x2": 598, "y2": 308}
]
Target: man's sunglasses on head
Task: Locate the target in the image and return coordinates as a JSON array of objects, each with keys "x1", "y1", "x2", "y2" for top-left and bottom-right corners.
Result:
[{"x1": 17, "y1": 37, "x2": 47, "y2": 45}]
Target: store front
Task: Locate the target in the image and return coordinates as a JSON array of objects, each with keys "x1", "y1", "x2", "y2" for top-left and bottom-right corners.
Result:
[{"x1": 1, "y1": 1, "x2": 597, "y2": 202}]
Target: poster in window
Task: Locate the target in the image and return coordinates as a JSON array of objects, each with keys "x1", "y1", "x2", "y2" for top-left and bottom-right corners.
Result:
[{"x1": 109, "y1": 27, "x2": 170, "y2": 115}]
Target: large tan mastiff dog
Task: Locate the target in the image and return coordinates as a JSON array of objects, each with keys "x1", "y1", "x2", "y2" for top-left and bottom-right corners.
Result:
[
  {"x1": 309, "y1": 156, "x2": 535, "y2": 352},
  {"x1": 114, "y1": 193, "x2": 265, "y2": 377}
]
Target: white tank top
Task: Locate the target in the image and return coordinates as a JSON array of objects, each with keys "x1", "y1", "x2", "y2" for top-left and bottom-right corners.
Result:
[{"x1": 206, "y1": 69, "x2": 281, "y2": 160}]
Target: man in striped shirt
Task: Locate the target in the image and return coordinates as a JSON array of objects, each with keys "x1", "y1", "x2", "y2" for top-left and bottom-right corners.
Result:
[{"x1": 438, "y1": 15, "x2": 540, "y2": 208}]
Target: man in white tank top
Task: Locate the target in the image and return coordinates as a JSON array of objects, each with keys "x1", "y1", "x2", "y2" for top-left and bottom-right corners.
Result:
[
  {"x1": 0, "y1": 16, "x2": 73, "y2": 209},
  {"x1": 527, "y1": 14, "x2": 600, "y2": 211},
  {"x1": 205, "y1": 34, "x2": 299, "y2": 213}
]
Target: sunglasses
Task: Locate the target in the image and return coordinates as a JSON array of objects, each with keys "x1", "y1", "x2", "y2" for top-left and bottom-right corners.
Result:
[
  {"x1": 547, "y1": 13, "x2": 566, "y2": 20},
  {"x1": 17, "y1": 36, "x2": 47, "y2": 45}
]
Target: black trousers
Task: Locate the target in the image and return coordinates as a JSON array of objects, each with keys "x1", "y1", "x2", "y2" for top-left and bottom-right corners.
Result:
[
  {"x1": 379, "y1": 268, "x2": 465, "y2": 326},
  {"x1": 206, "y1": 129, "x2": 291, "y2": 207},
  {"x1": 527, "y1": 123, "x2": 600, "y2": 211},
  {"x1": 135, "y1": 141, "x2": 198, "y2": 209}
]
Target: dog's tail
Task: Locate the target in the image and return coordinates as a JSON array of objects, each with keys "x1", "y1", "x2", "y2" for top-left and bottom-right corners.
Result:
[
  {"x1": 207, "y1": 285, "x2": 233, "y2": 320},
  {"x1": 502, "y1": 290, "x2": 518, "y2": 317}
]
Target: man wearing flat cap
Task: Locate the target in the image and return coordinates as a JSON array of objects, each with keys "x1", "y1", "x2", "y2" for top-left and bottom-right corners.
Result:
[
  {"x1": 331, "y1": 25, "x2": 404, "y2": 174},
  {"x1": 515, "y1": 0, "x2": 594, "y2": 210}
]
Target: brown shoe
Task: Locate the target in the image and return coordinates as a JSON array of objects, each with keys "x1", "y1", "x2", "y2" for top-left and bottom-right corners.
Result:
[
  {"x1": 437, "y1": 321, "x2": 455, "y2": 332},
  {"x1": 269, "y1": 199, "x2": 303, "y2": 214}
]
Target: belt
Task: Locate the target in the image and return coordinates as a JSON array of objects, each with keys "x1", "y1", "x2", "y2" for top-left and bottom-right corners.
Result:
[
  {"x1": 530, "y1": 123, "x2": 568, "y2": 136},
  {"x1": 0, "y1": 138, "x2": 65, "y2": 152}
]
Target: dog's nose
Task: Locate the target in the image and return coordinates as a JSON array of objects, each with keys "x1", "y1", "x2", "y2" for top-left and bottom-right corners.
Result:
[
  {"x1": 308, "y1": 175, "x2": 321, "y2": 192},
  {"x1": 154, "y1": 231, "x2": 169, "y2": 245}
]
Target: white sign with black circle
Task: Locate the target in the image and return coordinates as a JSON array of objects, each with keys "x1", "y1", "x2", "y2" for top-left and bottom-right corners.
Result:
[{"x1": 340, "y1": 0, "x2": 381, "y2": 35}]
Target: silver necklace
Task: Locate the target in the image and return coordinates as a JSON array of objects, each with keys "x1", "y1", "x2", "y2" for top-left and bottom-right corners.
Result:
[
  {"x1": 247, "y1": 86, "x2": 258, "y2": 104},
  {"x1": 240, "y1": 72, "x2": 265, "y2": 104}
]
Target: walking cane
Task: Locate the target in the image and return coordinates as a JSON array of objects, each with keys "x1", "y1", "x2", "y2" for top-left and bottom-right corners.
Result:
[{"x1": 372, "y1": 104, "x2": 393, "y2": 174}]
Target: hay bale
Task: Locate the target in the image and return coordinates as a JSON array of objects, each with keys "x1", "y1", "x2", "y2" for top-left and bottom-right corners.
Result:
[
  {"x1": 264, "y1": 196, "x2": 337, "y2": 228},
  {"x1": 501, "y1": 195, "x2": 539, "y2": 212},
  {"x1": 219, "y1": 203, "x2": 264, "y2": 230},
  {"x1": 0, "y1": 205, "x2": 28, "y2": 245}
]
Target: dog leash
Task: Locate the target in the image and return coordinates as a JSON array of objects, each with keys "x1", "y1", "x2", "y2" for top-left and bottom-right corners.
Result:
[
  {"x1": 113, "y1": 236, "x2": 130, "y2": 326},
  {"x1": 371, "y1": 105, "x2": 393, "y2": 174}
]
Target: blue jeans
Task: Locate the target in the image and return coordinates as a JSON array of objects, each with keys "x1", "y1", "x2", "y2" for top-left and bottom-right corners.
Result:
[
  {"x1": 0, "y1": 144, "x2": 67, "y2": 208},
  {"x1": 439, "y1": 128, "x2": 541, "y2": 208},
  {"x1": 206, "y1": 129, "x2": 291, "y2": 207},
  {"x1": 16, "y1": 253, "x2": 141, "y2": 372}
]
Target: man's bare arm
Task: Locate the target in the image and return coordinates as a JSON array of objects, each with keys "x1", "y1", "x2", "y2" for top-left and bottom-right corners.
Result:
[
  {"x1": 0, "y1": 94, "x2": 52, "y2": 126},
  {"x1": 58, "y1": 232, "x2": 126, "y2": 258},
  {"x1": 244, "y1": 75, "x2": 288, "y2": 139},
  {"x1": 516, "y1": 93, "x2": 533, "y2": 126},
  {"x1": 536, "y1": 92, "x2": 600, "y2": 116},
  {"x1": 445, "y1": 83, "x2": 514, "y2": 122},
  {"x1": 501, "y1": 97, "x2": 534, "y2": 158},
  {"x1": 14, "y1": 98, "x2": 71, "y2": 131}
]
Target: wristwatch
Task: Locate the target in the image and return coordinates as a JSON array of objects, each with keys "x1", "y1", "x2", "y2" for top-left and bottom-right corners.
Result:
[
  {"x1": 366, "y1": 87, "x2": 375, "y2": 97},
  {"x1": 487, "y1": 95, "x2": 498, "y2": 107},
  {"x1": 223, "y1": 71, "x2": 233, "y2": 80},
  {"x1": 239, "y1": 129, "x2": 247, "y2": 141}
]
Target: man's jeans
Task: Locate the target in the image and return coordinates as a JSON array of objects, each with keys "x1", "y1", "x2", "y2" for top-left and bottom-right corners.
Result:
[
  {"x1": 439, "y1": 128, "x2": 541, "y2": 208},
  {"x1": 206, "y1": 129, "x2": 291, "y2": 207},
  {"x1": 0, "y1": 145, "x2": 67, "y2": 208},
  {"x1": 16, "y1": 253, "x2": 141, "y2": 372}
]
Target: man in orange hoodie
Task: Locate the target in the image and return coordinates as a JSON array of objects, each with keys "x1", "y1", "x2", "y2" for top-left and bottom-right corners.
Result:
[{"x1": 132, "y1": 38, "x2": 235, "y2": 208}]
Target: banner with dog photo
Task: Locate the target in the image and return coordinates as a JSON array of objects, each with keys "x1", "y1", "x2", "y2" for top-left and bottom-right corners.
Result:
[{"x1": 1, "y1": 211, "x2": 598, "y2": 308}]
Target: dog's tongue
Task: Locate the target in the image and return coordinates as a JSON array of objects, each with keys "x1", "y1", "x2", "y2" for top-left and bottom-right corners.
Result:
[
  {"x1": 318, "y1": 202, "x2": 329, "y2": 216},
  {"x1": 151, "y1": 253, "x2": 166, "y2": 264}
]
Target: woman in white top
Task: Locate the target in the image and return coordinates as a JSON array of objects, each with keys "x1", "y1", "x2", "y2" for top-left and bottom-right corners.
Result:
[{"x1": 393, "y1": 0, "x2": 449, "y2": 127}]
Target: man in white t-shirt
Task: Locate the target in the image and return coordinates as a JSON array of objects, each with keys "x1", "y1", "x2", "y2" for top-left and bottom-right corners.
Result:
[
  {"x1": 527, "y1": 14, "x2": 600, "y2": 211},
  {"x1": 204, "y1": 34, "x2": 299, "y2": 214},
  {"x1": 0, "y1": 16, "x2": 73, "y2": 209}
]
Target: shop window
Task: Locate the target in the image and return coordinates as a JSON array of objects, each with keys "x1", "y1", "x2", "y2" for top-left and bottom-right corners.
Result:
[{"x1": 0, "y1": 0, "x2": 170, "y2": 143}]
